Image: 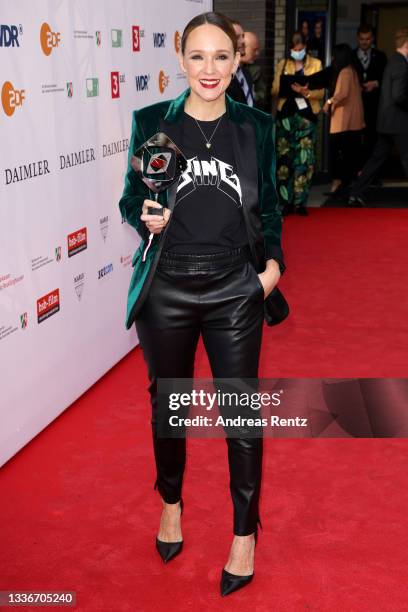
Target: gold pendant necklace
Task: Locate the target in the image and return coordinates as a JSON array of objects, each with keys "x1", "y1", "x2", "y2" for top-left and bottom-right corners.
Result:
[{"x1": 194, "y1": 114, "x2": 224, "y2": 149}]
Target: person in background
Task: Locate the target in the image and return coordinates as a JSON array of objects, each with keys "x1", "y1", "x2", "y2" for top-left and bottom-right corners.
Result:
[
  {"x1": 322, "y1": 44, "x2": 365, "y2": 200},
  {"x1": 352, "y1": 24, "x2": 387, "y2": 167},
  {"x1": 349, "y1": 27, "x2": 408, "y2": 206},
  {"x1": 300, "y1": 19, "x2": 310, "y2": 45},
  {"x1": 272, "y1": 31, "x2": 324, "y2": 215},
  {"x1": 242, "y1": 31, "x2": 268, "y2": 110},
  {"x1": 226, "y1": 20, "x2": 255, "y2": 106},
  {"x1": 308, "y1": 18, "x2": 325, "y2": 63}
]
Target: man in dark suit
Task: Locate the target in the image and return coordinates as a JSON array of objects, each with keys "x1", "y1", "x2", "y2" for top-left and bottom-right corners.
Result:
[
  {"x1": 352, "y1": 24, "x2": 387, "y2": 166},
  {"x1": 243, "y1": 31, "x2": 269, "y2": 111},
  {"x1": 227, "y1": 20, "x2": 255, "y2": 106},
  {"x1": 349, "y1": 27, "x2": 408, "y2": 205}
]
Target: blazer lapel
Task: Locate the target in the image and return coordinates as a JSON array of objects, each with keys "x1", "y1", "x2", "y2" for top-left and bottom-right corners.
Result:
[{"x1": 228, "y1": 117, "x2": 259, "y2": 215}]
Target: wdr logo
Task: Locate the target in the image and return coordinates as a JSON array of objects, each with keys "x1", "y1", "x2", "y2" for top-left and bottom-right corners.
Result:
[
  {"x1": 135, "y1": 74, "x2": 150, "y2": 92},
  {"x1": 1, "y1": 81, "x2": 25, "y2": 117},
  {"x1": 0, "y1": 24, "x2": 22, "y2": 47},
  {"x1": 153, "y1": 32, "x2": 166, "y2": 48},
  {"x1": 40, "y1": 23, "x2": 61, "y2": 56}
]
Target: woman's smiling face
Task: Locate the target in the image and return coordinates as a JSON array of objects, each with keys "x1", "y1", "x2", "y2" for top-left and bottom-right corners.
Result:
[{"x1": 179, "y1": 24, "x2": 240, "y2": 102}]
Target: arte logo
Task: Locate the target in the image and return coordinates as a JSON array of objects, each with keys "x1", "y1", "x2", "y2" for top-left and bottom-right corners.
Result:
[
  {"x1": 111, "y1": 71, "x2": 125, "y2": 98},
  {"x1": 158, "y1": 70, "x2": 170, "y2": 94},
  {"x1": 68, "y1": 227, "x2": 87, "y2": 257},
  {"x1": 55, "y1": 246, "x2": 62, "y2": 262},
  {"x1": 98, "y1": 263, "x2": 113, "y2": 280},
  {"x1": 95, "y1": 31, "x2": 101, "y2": 46},
  {"x1": 174, "y1": 31, "x2": 181, "y2": 53},
  {"x1": 40, "y1": 23, "x2": 61, "y2": 56},
  {"x1": 66, "y1": 82, "x2": 73, "y2": 97},
  {"x1": 100, "y1": 216, "x2": 109, "y2": 241},
  {"x1": 1, "y1": 81, "x2": 25, "y2": 117},
  {"x1": 86, "y1": 77, "x2": 99, "y2": 97},
  {"x1": 0, "y1": 24, "x2": 23, "y2": 47},
  {"x1": 37, "y1": 289, "x2": 60, "y2": 323},
  {"x1": 20, "y1": 312, "x2": 28, "y2": 329},
  {"x1": 74, "y1": 273, "x2": 85, "y2": 300},
  {"x1": 153, "y1": 32, "x2": 166, "y2": 48},
  {"x1": 132, "y1": 25, "x2": 142, "y2": 52},
  {"x1": 111, "y1": 29, "x2": 122, "y2": 47},
  {"x1": 135, "y1": 74, "x2": 150, "y2": 92}
]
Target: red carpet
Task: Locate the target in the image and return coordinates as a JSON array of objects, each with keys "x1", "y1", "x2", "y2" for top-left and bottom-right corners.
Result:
[{"x1": 1, "y1": 208, "x2": 407, "y2": 611}]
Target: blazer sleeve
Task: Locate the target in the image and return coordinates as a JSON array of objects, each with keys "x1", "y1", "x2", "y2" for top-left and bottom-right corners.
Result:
[
  {"x1": 391, "y1": 59, "x2": 408, "y2": 112},
  {"x1": 260, "y1": 117, "x2": 285, "y2": 274},
  {"x1": 118, "y1": 110, "x2": 151, "y2": 242},
  {"x1": 271, "y1": 59, "x2": 284, "y2": 99},
  {"x1": 308, "y1": 59, "x2": 325, "y2": 102}
]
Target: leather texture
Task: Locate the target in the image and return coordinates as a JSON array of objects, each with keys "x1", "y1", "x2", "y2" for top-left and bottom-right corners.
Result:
[
  {"x1": 135, "y1": 249, "x2": 264, "y2": 536},
  {"x1": 119, "y1": 87, "x2": 287, "y2": 329}
]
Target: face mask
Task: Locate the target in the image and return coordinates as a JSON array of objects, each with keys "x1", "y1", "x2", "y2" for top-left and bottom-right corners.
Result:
[{"x1": 291, "y1": 49, "x2": 306, "y2": 61}]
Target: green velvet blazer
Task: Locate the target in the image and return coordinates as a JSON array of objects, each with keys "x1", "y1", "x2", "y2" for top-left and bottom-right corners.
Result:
[{"x1": 119, "y1": 87, "x2": 285, "y2": 330}]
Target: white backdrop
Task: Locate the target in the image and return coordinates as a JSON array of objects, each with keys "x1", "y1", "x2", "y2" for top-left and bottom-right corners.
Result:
[{"x1": 0, "y1": 0, "x2": 212, "y2": 466}]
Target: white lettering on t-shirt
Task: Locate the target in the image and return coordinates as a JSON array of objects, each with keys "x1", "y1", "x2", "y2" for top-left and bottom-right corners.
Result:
[{"x1": 177, "y1": 156, "x2": 242, "y2": 206}]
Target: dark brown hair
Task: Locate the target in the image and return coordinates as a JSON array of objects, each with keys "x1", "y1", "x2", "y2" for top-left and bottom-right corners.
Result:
[
  {"x1": 289, "y1": 30, "x2": 307, "y2": 50},
  {"x1": 357, "y1": 23, "x2": 374, "y2": 36},
  {"x1": 181, "y1": 11, "x2": 238, "y2": 54}
]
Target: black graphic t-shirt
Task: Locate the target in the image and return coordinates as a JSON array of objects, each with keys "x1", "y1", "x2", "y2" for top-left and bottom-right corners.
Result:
[{"x1": 162, "y1": 111, "x2": 249, "y2": 253}]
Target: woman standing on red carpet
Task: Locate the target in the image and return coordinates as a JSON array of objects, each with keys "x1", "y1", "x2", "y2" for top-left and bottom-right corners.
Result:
[{"x1": 119, "y1": 11, "x2": 286, "y2": 597}]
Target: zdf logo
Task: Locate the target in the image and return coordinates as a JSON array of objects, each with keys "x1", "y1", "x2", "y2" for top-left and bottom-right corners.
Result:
[
  {"x1": 174, "y1": 31, "x2": 181, "y2": 53},
  {"x1": 1, "y1": 81, "x2": 25, "y2": 117},
  {"x1": 40, "y1": 22, "x2": 61, "y2": 55},
  {"x1": 158, "y1": 70, "x2": 169, "y2": 94}
]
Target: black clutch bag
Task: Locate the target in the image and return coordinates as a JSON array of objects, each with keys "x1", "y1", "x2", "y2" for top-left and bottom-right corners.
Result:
[{"x1": 263, "y1": 287, "x2": 290, "y2": 326}]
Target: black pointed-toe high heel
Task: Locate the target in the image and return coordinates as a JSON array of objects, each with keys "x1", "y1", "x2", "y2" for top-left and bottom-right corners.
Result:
[
  {"x1": 220, "y1": 527, "x2": 259, "y2": 597},
  {"x1": 156, "y1": 498, "x2": 184, "y2": 563}
]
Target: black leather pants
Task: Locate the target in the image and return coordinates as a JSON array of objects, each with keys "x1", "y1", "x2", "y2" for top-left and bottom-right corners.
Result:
[{"x1": 135, "y1": 245, "x2": 264, "y2": 536}]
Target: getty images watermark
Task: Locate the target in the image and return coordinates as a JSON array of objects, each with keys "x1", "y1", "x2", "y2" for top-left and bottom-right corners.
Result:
[{"x1": 156, "y1": 378, "x2": 408, "y2": 438}]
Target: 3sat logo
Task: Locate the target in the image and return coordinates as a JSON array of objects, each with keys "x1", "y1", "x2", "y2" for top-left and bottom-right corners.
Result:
[
  {"x1": 40, "y1": 22, "x2": 61, "y2": 56},
  {"x1": 132, "y1": 25, "x2": 145, "y2": 52},
  {"x1": 111, "y1": 71, "x2": 125, "y2": 98},
  {"x1": 1, "y1": 81, "x2": 25, "y2": 117},
  {"x1": 37, "y1": 289, "x2": 60, "y2": 324}
]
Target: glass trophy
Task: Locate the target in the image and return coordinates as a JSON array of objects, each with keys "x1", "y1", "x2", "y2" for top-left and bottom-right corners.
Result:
[{"x1": 130, "y1": 132, "x2": 187, "y2": 261}]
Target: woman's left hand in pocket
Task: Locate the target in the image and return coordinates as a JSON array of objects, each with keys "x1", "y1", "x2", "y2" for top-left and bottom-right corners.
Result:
[{"x1": 257, "y1": 260, "x2": 281, "y2": 300}]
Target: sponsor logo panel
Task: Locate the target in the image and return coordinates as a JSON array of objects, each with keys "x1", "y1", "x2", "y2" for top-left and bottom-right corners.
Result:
[{"x1": 37, "y1": 289, "x2": 60, "y2": 323}]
